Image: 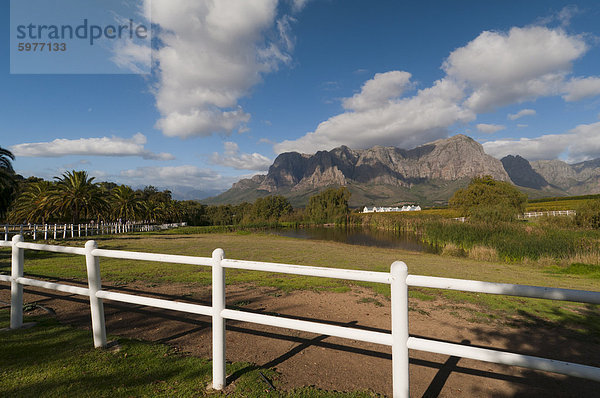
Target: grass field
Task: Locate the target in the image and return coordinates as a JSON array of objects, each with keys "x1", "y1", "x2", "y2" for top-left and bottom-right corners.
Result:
[{"x1": 2, "y1": 232, "x2": 600, "y2": 294}]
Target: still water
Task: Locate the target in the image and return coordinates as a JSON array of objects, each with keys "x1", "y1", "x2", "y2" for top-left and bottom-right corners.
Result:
[{"x1": 271, "y1": 226, "x2": 438, "y2": 253}]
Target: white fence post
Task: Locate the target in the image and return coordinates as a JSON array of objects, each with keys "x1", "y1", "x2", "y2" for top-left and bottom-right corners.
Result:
[
  {"x1": 391, "y1": 261, "x2": 409, "y2": 398},
  {"x1": 4, "y1": 224, "x2": 7, "y2": 241},
  {"x1": 33, "y1": 225, "x2": 37, "y2": 240},
  {"x1": 85, "y1": 240, "x2": 107, "y2": 348},
  {"x1": 212, "y1": 248, "x2": 226, "y2": 390},
  {"x1": 44, "y1": 224, "x2": 48, "y2": 240},
  {"x1": 10, "y1": 235, "x2": 24, "y2": 329}
]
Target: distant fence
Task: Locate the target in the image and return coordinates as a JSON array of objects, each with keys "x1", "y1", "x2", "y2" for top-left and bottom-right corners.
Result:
[
  {"x1": 1, "y1": 235, "x2": 599, "y2": 397},
  {"x1": 453, "y1": 210, "x2": 576, "y2": 223},
  {"x1": 2, "y1": 222, "x2": 187, "y2": 241},
  {"x1": 519, "y1": 210, "x2": 576, "y2": 219}
]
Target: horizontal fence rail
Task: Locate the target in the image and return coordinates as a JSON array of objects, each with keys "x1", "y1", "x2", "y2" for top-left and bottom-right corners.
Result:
[
  {"x1": 519, "y1": 210, "x2": 576, "y2": 219},
  {"x1": 1, "y1": 235, "x2": 599, "y2": 397}
]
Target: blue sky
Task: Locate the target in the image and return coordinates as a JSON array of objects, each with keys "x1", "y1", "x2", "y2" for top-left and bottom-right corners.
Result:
[{"x1": 2, "y1": 0, "x2": 600, "y2": 199}]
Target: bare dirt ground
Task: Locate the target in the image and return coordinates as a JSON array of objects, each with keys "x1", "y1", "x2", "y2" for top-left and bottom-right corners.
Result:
[{"x1": 1, "y1": 280, "x2": 599, "y2": 397}]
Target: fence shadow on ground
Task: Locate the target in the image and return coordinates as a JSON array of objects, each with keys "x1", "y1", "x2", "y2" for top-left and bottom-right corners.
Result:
[{"x1": 3, "y1": 282, "x2": 598, "y2": 396}]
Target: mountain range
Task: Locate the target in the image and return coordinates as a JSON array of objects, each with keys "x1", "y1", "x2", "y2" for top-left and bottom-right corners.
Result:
[{"x1": 203, "y1": 135, "x2": 600, "y2": 207}]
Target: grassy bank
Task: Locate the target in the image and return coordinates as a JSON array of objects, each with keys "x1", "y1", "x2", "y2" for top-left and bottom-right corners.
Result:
[
  {"x1": 0, "y1": 311, "x2": 376, "y2": 397},
  {"x1": 352, "y1": 212, "x2": 600, "y2": 266}
]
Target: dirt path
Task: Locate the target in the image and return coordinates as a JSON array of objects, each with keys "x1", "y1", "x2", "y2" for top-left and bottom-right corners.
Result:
[{"x1": 1, "y1": 280, "x2": 599, "y2": 397}]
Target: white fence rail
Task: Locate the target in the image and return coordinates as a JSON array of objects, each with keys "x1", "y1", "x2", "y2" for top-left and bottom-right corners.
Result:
[
  {"x1": 519, "y1": 210, "x2": 576, "y2": 219},
  {"x1": 1, "y1": 235, "x2": 599, "y2": 397},
  {"x1": 454, "y1": 210, "x2": 576, "y2": 223},
  {"x1": 1, "y1": 222, "x2": 187, "y2": 241}
]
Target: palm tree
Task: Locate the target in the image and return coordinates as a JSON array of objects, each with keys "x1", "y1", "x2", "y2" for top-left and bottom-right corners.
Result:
[
  {"x1": 53, "y1": 170, "x2": 107, "y2": 224},
  {"x1": 0, "y1": 146, "x2": 16, "y2": 219},
  {"x1": 111, "y1": 185, "x2": 142, "y2": 222},
  {"x1": 9, "y1": 180, "x2": 55, "y2": 224}
]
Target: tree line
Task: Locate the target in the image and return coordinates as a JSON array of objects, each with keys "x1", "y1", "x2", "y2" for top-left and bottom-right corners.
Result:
[{"x1": 0, "y1": 146, "x2": 351, "y2": 226}]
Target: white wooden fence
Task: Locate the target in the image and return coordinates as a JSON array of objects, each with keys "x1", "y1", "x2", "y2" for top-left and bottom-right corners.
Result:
[
  {"x1": 453, "y1": 210, "x2": 576, "y2": 222},
  {"x1": 1, "y1": 235, "x2": 599, "y2": 397},
  {"x1": 519, "y1": 210, "x2": 576, "y2": 219},
  {"x1": 2, "y1": 222, "x2": 187, "y2": 241}
]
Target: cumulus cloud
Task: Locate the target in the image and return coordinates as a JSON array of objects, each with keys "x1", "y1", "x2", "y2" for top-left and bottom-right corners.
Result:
[
  {"x1": 476, "y1": 123, "x2": 505, "y2": 134},
  {"x1": 342, "y1": 71, "x2": 413, "y2": 111},
  {"x1": 444, "y1": 26, "x2": 587, "y2": 112},
  {"x1": 10, "y1": 133, "x2": 174, "y2": 160},
  {"x1": 562, "y1": 77, "x2": 600, "y2": 101},
  {"x1": 275, "y1": 77, "x2": 474, "y2": 153},
  {"x1": 508, "y1": 109, "x2": 536, "y2": 120},
  {"x1": 211, "y1": 142, "x2": 272, "y2": 171},
  {"x1": 483, "y1": 135, "x2": 570, "y2": 161},
  {"x1": 483, "y1": 121, "x2": 600, "y2": 162},
  {"x1": 274, "y1": 25, "x2": 599, "y2": 155},
  {"x1": 120, "y1": 165, "x2": 231, "y2": 189},
  {"x1": 149, "y1": 0, "x2": 292, "y2": 138}
]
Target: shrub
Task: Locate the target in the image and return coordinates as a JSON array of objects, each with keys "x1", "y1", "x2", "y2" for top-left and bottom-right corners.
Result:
[
  {"x1": 449, "y1": 176, "x2": 527, "y2": 223},
  {"x1": 575, "y1": 199, "x2": 600, "y2": 229}
]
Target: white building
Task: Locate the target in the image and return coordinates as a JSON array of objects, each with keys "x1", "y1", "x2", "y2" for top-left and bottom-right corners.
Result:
[{"x1": 362, "y1": 205, "x2": 421, "y2": 213}]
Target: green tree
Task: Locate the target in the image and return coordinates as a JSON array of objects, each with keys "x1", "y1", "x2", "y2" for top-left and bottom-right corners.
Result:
[
  {"x1": 180, "y1": 201, "x2": 210, "y2": 226},
  {"x1": 53, "y1": 170, "x2": 108, "y2": 224},
  {"x1": 245, "y1": 195, "x2": 293, "y2": 223},
  {"x1": 111, "y1": 185, "x2": 143, "y2": 222},
  {"x1": 0, "y1": 146, "x2": 17, "y2": 219},
  {"x1": 9, "y1": 180, "x2": 56, "y2": 224},
  {"x1": 206, "y1": 204, "x2": 234, "y2": 226},
  {"x1": 449, "y1": 176, "x2": 527, "y2": 222},
  {"x1": 575, "y1": 199, "x2": 600, "y2": 229},
  {"x1": 305, "y1": 187, "x2": 351, "y2": 224}
]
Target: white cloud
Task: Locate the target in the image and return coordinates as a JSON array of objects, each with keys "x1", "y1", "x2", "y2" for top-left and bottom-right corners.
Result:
[
  {"x1": 291, "y1": 0, "x2": 311, "y2": 12},
  {"x1": 274, "y1": 76, "x2": 475, "y2": 154},
  {"x1": 508, "y1": 109, "x2": 536, "y2": 120},
  {"x1": 10, "y1": 133, "x2": 174, "y2": 160},
  {"x1": 110, "y1": 39, "x2": 152, "y2": 74},
  {"x1": 120, "y1": 165, "x2": 231, "y2": 189},
  {"x1": 342, "y1": 71, "x2": 412, "y2": 111},
  {"x1": 109, "y1": 6, "x2": 152, "y2": 74},
  {"x1": 483, "y1": 135, "x2": 569, "y2": 161},
  {"x1": 274, "y1": 25, "x2": 596, "y2": 155},
  {"x1": 444, "y1": 26, "x2": 587, "y2": 112},
  {"x1": 562, "y1": 77, "x2": 600, "y2": 101},
  {"x1": 149, "y1": 0, "x2": 293, "y2": 138},
  {"x1": 483, "y1": 121, "x2": 600, "y2": 162},
  {"x1": 211, "y1": 142, "x2": 272, "y2": 171},
  {"x1": 517, "y1": 124, "x2": 528, "y2": 128},
  {"x1": 566, "y1": 122, "x2": 600, "y2": 162},
  {"x1": 476, "y1": 123, "x2": 505, "y2": 134}
]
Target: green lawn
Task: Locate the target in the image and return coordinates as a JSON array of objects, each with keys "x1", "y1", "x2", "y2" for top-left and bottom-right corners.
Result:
[{"x1": 2, "y1": 232, "x2": 599, "y2": 293}]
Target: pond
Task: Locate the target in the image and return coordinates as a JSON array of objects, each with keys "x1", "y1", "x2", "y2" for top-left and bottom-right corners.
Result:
[{"x1": 271, "y1": 226, "x2": 439, "y2": 253}]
